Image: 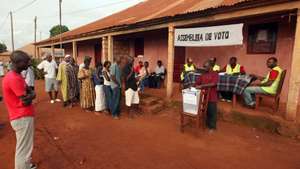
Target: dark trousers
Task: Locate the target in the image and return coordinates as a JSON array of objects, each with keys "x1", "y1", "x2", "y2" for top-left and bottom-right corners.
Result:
[
  {"x1": 220, "y1": 91, "x2": 233, "y2": 100},
  {"x1": 207, "y1": 102, "x2": 217, "y2": 129},
  {"x1": 103, "y1": 85, "x2": 112, "y2": 112},
  {"x1": 111, "y1": 87, "x2": 121, "y2": 117},
  {"x1": 149, "y1": 75, "x2": 163, "y2": 88},
  {"x1": 28, "y1": 86, "x2": 35, "y2": 91}
]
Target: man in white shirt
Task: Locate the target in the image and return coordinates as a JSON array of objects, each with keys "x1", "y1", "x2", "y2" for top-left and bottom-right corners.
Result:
[
  {"x1": 37, "y1": 53, "x2": 61, "y2": 103},
  {"x1": 21, "y1": 63, "x2": 35, "y2": 90},
  {"x1": 151, "y1": 60, "x2": 165, "y2": 88}
]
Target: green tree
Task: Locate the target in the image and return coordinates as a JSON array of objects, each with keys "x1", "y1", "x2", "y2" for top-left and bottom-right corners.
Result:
[
  {"x1": 49, "y1": 25, "x2": 69, "y2": 37},
  {"x1": 0, "y1": 42, "x2": 7, "y2": 53}
]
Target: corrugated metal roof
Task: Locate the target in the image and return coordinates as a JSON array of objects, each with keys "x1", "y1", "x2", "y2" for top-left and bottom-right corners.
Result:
[{"x1": 35, "y1": 0, "x2": 278, "y2": 45}]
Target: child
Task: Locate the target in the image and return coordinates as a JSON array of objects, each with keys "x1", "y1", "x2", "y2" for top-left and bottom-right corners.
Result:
[{"x1": 195, "y1": 60, "x2": 219, "y2": 133}]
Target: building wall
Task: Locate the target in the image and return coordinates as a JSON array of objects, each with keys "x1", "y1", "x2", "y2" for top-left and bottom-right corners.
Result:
[
  {"x1": 132, "y1": 31, "x2": 168, "y2": 71},
  {"x1": 125, "y1": 14, "x2": 295, "y2": 104},
  {"x1": 64, "y1": 43, "x2": 73, "y2": 57},
  {"x1": 113, "y1": 39, "x2": 130, "y2": 60},
  {"x1": 0, "y1": 55, "x2": 10, "y2": 62},
  {"x1": 186, "y1": 17, "x2": 295, "y2": 103},
  {"x1": 77, "y1": 43, "x2": 95, "y2": 66}
]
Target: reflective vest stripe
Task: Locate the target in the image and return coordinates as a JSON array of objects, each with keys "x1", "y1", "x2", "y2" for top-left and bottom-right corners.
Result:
[{"x1": 226, "y1": 64, "x2": 241, "y2": 75}]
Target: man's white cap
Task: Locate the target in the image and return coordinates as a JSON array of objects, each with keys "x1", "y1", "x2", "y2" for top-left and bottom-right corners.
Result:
[{"x1": 65, "y1": 54, "x2": 71, "y2": 58}]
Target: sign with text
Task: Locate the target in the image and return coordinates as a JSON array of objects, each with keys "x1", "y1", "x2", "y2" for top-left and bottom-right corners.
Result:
[{"x1": 174, "y1": 24, "x2": 244, "y2": 47}]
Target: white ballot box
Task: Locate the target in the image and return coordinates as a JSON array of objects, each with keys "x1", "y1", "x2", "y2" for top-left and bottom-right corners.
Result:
[{"x1": 182, "y1": 88, "x2": 201, "y2": 115}]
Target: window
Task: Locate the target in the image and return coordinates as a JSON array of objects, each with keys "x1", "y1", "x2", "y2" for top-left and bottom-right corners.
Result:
[{"x1": 247, "y1": 22, "x2": 278, "y2": 54}]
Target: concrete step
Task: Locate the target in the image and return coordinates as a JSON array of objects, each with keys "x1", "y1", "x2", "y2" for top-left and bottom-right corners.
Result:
[
  {"x1": 142, "y1": 103, "x2": 165, "y2": 114},
  {"x1": 141, "y1": 97, "x2": 161, "y2": 106},
  {"x1": 140, "y1": 96, "x2": 166, "y2": 114}
]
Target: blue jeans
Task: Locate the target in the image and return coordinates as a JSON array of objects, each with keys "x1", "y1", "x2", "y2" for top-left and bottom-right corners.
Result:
[
  {"x1": 111, "y1": 87, "x2": 121, "y2": 117},
  {"x1": 243, "y1": 86, "x2": 267, "y2": 106},
  {"x1": 140, "y1": 77, "x2": 149, "y2": 92},
  {"x1": 103, "y1": 85, "x2": 112, "y2": 112}
]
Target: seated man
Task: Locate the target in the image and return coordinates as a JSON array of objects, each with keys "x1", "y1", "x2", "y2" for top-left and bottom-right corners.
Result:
[
  {"x1": 180, "y1": 57, "x2": 196, "y2": 82},
  {"x1": 195, "y1": 60, "x2": 219, "y2": 133},
  {"x1": 138, "y1": 61, "x2": 150, "y2": 92},
  {"x1": 220, "y1": 57, "x2": 246, "y2": 102},
  {"x1": 134, "y1": 61, "x2": 143, "y2": 75},
  {"x1": 243, "y1": 57, "x2": 282, "y2": 108},
  {"x1": 150, "y1": 60, "x2": 166, "y2": 88},
  {"x1": 221, "y1": 57, "x2": 245, "y2": 75},
  {"x1": 210, "y1": 57, "x2": 220, "y2": 72}
]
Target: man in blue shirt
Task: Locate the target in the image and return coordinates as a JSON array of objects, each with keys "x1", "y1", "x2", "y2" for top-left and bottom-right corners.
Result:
[{"x1": 110, "y1": 56, "x2": 122, "y2": 119}]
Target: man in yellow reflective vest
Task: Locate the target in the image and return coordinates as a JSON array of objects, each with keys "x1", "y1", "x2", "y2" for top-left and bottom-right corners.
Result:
[
  {"x1": 220, "y1": 57, "x2": 246, "y2": 102},
  {"x1": 180, "y1": 57, "x2": 196, "y2": 81},
  {"x1": 210, "y1": 57, "x2": 220, "y2": 72},
  {"x1": 243, "y1": 57, "x2": 282, "y2": 108},
  {"x1": 221, "y1": 57, "x2": 246, "y2": 75}
]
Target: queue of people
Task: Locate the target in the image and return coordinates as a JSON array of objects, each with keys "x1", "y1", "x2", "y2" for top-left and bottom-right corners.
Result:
[{"x1": 35, "y1": 53, "x2": 160, "y2": 120}]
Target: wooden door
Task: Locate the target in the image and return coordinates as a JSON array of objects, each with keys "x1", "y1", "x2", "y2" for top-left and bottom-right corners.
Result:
[{"x1": 173, "y1": 47, "x2": 186, "y2": 83}]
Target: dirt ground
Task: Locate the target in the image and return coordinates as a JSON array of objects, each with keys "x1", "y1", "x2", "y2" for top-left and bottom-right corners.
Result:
[{"x1": 1, "y1": 80, "x2": 300, "y2": 169}]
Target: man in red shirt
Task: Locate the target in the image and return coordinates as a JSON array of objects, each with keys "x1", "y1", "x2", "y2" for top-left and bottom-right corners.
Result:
[
  {"x1": 134, "y1": 61, "x2": 143, "y2": 75},
  {"x1": 195, "y1": 60, "x2": 219, "y2": 133},
  {"x1": 2, "y1": 51, "x2": 37, "y2": 169}
]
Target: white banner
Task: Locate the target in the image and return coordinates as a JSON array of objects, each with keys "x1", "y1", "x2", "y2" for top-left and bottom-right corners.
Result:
[{"x1": 174, "y1": 23, "x2": 244, "y2": 47}]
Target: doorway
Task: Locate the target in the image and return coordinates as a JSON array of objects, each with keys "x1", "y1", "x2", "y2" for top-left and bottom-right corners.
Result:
[
  {"x1": 94, "y1": 43, "x2": 102, "y2": 65},
  {"x1": 173, "y1": 47, "x2": 186, "y2": 83}
]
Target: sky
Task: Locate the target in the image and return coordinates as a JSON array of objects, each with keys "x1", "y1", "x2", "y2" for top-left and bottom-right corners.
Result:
[{"x1": 0, "y1": 0, "x2": 144, "y2": 51}]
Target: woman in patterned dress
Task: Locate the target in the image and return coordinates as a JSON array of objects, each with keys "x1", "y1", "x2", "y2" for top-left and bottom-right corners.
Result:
[
  {"x1": 66, "y1": 57, "x2": 80, "y2": 107},
  {"x1": 78, "y1": 56, "x2": 95, "y2": 111}
]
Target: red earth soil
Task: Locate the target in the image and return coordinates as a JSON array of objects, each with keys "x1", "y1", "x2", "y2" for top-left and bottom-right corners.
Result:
[{"x1": 1, "y1": 80, "x2": 300, "y2": 169}]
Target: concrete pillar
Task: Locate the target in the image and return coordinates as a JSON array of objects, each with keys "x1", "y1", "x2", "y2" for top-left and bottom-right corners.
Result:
[
  {"x1": 166, "y1": 24, "x2": 175, "y2": 99},
  {"x1": 286, "y1": 10, "x2": 300, "y2": 121},
  {"x1": 72, "y1": 41, "x2": 78, "y2": 63},
  {"x1": 108, "y1": 35, "x2": 114, "y2": 62},
  {"x1": 129, "y1": 39, "x2": 135, "y2": 58},
  {"x1": 51, "y1": 45, "x2": 55, "y2": 57},
  {"x1": 102, "y1": 37, "x2": 108, "y2": 61},
  {"x1": 36, "y1": 47, "x2": 40, "y2": 59}
]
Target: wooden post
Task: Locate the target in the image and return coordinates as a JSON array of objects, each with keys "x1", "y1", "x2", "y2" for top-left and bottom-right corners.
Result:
[
  {"x1": 102, "y1": 37, "x2": 108, "y2": 61},
  {"x1": 166, "y1": 24, "x2": 175, "y2": 99},
  {"x1": 72, "y1": 41, "x2": 78, "y2": 63},
  {"x1": 286, "y1": 10, "x2": 300, "y2": 121},
  {"x1": 108, "y1": 35, "x2": 114, "y2": 62}
]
